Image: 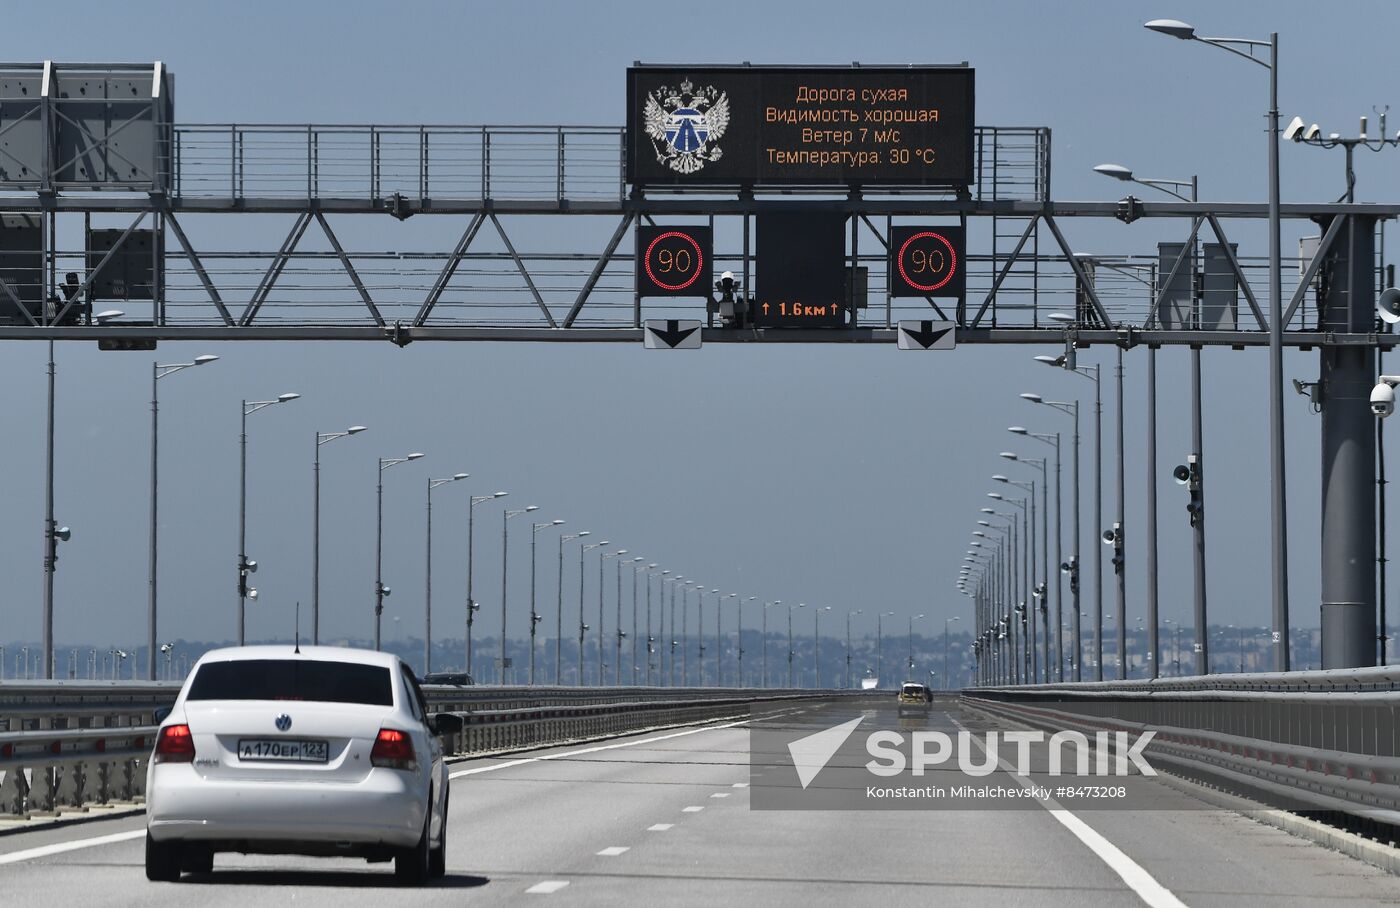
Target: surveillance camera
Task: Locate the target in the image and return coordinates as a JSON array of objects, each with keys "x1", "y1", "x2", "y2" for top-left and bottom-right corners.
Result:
[
  {"x1": 1173, "y1": 464, "x2": 1192, "y2": 484},
  {"x1": 1304, "y1": 124, "x2": 1321, "y2": 141},
  {"x1": 1283, "y1": 116, "x2": 1305, "y2": 141},
  {"x1": 1372, "y1": 381, "x2": 1397, "y2": 418}
]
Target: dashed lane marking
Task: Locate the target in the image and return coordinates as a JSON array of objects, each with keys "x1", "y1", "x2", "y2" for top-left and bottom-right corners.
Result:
[
  {"x1": 682, "y1": 806, "x2": 705, "y2": 812},
  {"x1": 526, "y1": 880, "x2": 571, "y2": 894},
  {"x1": 648, "y1": 824, "x2": 674, "y2": 831},
  {"x1": 596, "y1": 846, "x2": 630, "y2": 856}
]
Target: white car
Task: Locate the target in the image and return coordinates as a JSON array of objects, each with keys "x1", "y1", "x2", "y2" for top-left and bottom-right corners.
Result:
[{"x1": 145, "y1": 645, "x2": 459, "y2": 883}]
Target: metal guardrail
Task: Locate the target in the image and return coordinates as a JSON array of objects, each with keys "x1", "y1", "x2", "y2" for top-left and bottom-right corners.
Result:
[
  {"x1": 0, "y1": 683, "x2": 831, "y2": 820},
  {"x1": 963, "y1": 666, "x2": 1400, "y2": 824}
]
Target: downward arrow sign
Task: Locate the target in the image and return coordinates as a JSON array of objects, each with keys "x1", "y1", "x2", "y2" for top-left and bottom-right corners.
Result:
[
  {"x1": 905, "y1": 321, "x2": 954, "y2": 349},
  {"x1": 649, "y1": 319, "x2": 700, "y2": 348}
]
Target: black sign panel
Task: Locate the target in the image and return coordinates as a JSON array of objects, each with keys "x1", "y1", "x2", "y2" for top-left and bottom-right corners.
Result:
[
  {"x1": 627, "y1": 66, "x2": 974, "y2": 187},
  {"x1": 754, "y1": 212, "x2": 848, "y2": 327},
  {"x1": 636, "y1": 226, "x2": 713, "y2": 297},
  {"x1": 889, "y1": 226, "x2": 965, "y2": 300}
]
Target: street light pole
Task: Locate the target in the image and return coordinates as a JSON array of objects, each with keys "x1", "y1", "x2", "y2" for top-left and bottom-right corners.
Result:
[
  {"x1": 530, "y1": 519, "x2": 566, "y2": 685},
  {"x1": 1146, "y1": 18, "x2": 1286, "y2": 670},
  {"x1": 1023, "y1": 393, "x2": 1082, "y2": 679},
  {"x1": 877, "y1": 610, "x2": 894, "y2": 687},
  {"x1": 313, "y1": 425, "x2": 366, "y2": 647},
  {"x1": 466, "y1": 492, "x2": 508, "y2": 678},
  {"x1": 788, "y1": 603, "x2": 806, "y2": 687},
  {"x1": 814, "y1": 605, "x2": 831, "y2": 688},
  {"x1": 579, "y1": 542, "x2": 607, "y2": 682},
  {"x1": 425, "y1": 473, "x2": 468, "y2": 673},
  {"x1": 845, "y1": 609, "x2": 862, "y2": 689},
  {"x1": 375, "y1": 452, "x2": 425, "y2": 651},
  {"x1": 556, "y1": 531, "x2": 590, "y2": 684},
  {"x1": 763, "y1": 601, "x2": 780, "y2": 688},
  {"x1": 608, "y1": 550, "x2": 629, "y2": 685},
  {"x1": 908, "y1": 613, "x2": 924, "y2": 679},
  {"x1": 739, "y1": 596, "x2": 755, "y2": 687},
  {"x1": 720, "y1": 592, "x2": 736, "y2": 686},
  {"x1": 150, "y1": 354, "x2": 218, "y2": 678},
  {"x1": 501, "y1": 505, "x2": 539, "y2": 683},
  {"x1": 239, "y1": 392, "x2": 300, "y2": 646},
  {"x1": 944, "y1": 616, "x2": 961, "y2": 690}
]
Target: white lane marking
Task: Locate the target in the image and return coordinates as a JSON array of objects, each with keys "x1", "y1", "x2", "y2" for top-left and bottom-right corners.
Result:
[
  {"x1": 0, "y1": 828, "x2": 145, "y2": 865},
  {"x1": 648, "y1": 823, "x2": 673, "y2": 831},
  {"x1": 731, "y1": 782, "x2": 749, "y2": 788},
  {"x1": 596, "y1": 846, "x2": 630, "y2": 856},
  {"x1": 951, "y1": 717, "x2": 1187, "y2": 908},
  {"x1": 449, "y1": 717, "x2": 752, "y2": 779},
  {"x1": 526, "y1": 880, "x2": 570, "y2": 893},
  {"x1": 682, "y1": 805, "x2": 705, "y2": 812},
  {"x1": 709, "y1": 792, "x2": 729, "y2": 799}
]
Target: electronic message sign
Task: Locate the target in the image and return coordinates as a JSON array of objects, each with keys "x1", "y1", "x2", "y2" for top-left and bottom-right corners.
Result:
[
  {"x1": 636, "y1": 225, "x2": 712, "y2": 297},
  {"x1": 888, "y1": 225, "x2": 965, "y2": 300},
  {"x1": 753, "y1": 212, "x2": 849, "y2": 327},
  {"x1": 627, "y1": 66, "x2": 974, "y2": 187}
]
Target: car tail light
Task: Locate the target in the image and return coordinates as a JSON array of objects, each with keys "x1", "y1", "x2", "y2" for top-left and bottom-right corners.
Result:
[
  {"x1": 370, "y1": 728, "x2": 418, "y2": 771},
  {"x1": 154, "y1": 724, "x2": 195, "y2": 763}
]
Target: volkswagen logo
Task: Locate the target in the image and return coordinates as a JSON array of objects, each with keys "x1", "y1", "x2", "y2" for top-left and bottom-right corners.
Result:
[{"x1": 275, "y1": 714, "x2": 292, "y2": 732}]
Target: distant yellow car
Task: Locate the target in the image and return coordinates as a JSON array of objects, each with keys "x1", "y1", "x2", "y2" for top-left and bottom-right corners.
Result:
[{"x1": 897, "y1": 682, "x2": 933, "y2": 710}]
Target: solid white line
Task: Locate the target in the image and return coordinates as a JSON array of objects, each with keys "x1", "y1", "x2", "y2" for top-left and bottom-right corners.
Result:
[
  {"x1": 525, "y1": 880, "x2": 570, "y2": 894},
  {"x1": 682, "y1": 805, "x2": 704, "y2": 812},
  {"x1": 647, "y1": 823, "x2": 673, "y2": 831},
  {"x1": 950, "y1": 717, "x2": 1187, "y2": 908},
  {"x1": 449, "y1": 717, "x2": 751, "y2": 779},
  {"x1": 596, "y1": 846, "x2": 630, "y2": 856},
  {"x1": 0, "y1": 828, "x2": 145, "y2": 865}
]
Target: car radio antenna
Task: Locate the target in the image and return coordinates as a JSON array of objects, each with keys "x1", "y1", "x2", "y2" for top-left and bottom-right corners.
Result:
[{"x1": 294, "y1": 601, "x2": 301, "y2": 654}]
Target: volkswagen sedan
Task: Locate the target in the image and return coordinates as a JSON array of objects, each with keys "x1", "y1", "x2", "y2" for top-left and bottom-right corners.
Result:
[{"x1": 145, "y1": 645, "x2": 460, "y2": 883}]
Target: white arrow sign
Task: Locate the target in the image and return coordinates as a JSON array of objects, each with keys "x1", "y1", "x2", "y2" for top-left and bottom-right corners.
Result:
[
  {"x1": 897, "y1": 320, "x2": 957, "y2": 350},
  {"x1": 643, "y1": 319, "x2": 703, "y2": 349}
]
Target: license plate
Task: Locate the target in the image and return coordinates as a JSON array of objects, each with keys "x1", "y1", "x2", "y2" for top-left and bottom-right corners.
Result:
[{"x1": 237, "y1": 738, "x2": 328, "y2": 763}]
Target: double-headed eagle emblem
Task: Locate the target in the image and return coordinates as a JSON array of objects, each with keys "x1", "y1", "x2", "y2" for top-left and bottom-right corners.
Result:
[{"x1": 643, "y1": 79, "x2": 730, "y2": 175}]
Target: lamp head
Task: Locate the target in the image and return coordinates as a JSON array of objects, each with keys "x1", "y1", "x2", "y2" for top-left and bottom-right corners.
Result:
[
  {"x1": 347, "y1": 425, "x2": 367, "y2": 434},
  {"x1": 1008, "y1": 426, "x2": 1027, "y2": 435},
  {"x1": 452, "y1": 472, "x2": 469, "y2": 480},
  {"x1": 494, "y1": 491, "x2": 508, "y2": 497},
  {"x1": 1144, "y1": 18, "x2": 1196, "y2": 40},
  {"x1": 525, "y1": 505, "x2": 539, "y2": 512},
  {"x1": 1093, "y1": 163, "x2": 1133, "y2": 181},
  {"x1": 277, "y1": 393, "x2": 300, "y2": 402},
  {"x1": 1020, "y1": 393, "x2": 1043, "y2": 403},
  {"x1": 406, "y1": 452, "x2": 424, "y2": 460},
  {"x1": 193, "y1": 354, "x2": 219, "y2": 365}
]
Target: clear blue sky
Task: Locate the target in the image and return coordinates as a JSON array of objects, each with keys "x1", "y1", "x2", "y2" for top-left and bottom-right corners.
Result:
[{"x1": 2, "y1": 1, "x2": 1397, "y2": 656}]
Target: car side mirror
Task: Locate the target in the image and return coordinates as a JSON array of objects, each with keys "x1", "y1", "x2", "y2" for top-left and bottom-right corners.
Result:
[
  {"x1": 431, "y1": 713, "x2": 464, "y2": 736},
  {"x1": 153, "y1": 706, "x2": 173, "y2": 724}
]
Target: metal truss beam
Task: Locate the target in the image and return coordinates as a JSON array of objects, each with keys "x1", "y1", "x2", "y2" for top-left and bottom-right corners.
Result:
[
  {"x1": 2, "y1": 195, "x2": 1397, "y2": 219},
  {"x1": 7, "y1": 324, "x2": 1393, "y2": 348}
]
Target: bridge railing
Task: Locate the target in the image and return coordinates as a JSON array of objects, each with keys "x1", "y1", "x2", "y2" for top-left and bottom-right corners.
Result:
[
  {"x1": 0, "y1": 683, "x2": 833, "y2": 820},
  {"x1": 963, "y1": 666, "x2": 1400, "y2": 824}
]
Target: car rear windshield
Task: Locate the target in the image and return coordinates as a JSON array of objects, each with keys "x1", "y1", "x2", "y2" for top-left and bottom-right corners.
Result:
[
  {"x1": 186, "y1": 659, "x2": 394, "y2": 706},
  {"x1": 902, "y1": 685, "x2": 924, "y2": 696}
]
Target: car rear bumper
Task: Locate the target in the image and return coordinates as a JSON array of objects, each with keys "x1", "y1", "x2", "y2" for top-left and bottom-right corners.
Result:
[{"x1": 146, "y1": 764, "x2": 426, "y2": 848}]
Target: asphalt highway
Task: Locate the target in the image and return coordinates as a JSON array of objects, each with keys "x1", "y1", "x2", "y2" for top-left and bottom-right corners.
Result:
[{"x1": 1, "y1": 708, "x2": 1397, "y2": 906}]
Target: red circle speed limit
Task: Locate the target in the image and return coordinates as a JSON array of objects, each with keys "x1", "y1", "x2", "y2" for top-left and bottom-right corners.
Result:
[
  {"x1": 889, "y1": 226, "x2": 965, "y2": 299},
  {"x1": 641, "y1": 229, "x2": 707, "y2": 293}
]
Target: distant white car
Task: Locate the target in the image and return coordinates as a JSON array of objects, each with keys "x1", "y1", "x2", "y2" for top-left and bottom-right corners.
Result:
[{"x1": 145, "y1": 645, "x2": 459, "y2": 883}]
